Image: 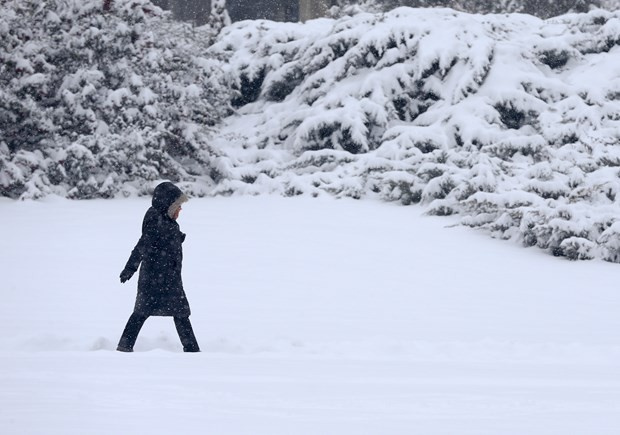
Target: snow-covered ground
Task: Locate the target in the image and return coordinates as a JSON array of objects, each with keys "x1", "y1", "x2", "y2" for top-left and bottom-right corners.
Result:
[{"x1": 1, "y1": 196, "x2": 620, "y2": 434}]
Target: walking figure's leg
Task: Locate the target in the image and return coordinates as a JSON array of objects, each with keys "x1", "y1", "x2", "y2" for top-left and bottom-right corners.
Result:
[
  {"x1": 117, "y1": 313, "x2": 148, "y2": 352},
  {"x1": 174, "y1": 317, "x2": 200, "y2": 352}
]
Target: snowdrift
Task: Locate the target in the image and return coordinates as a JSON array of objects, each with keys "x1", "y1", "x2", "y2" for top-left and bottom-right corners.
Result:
[{"x1": 209, "y1": 7, "x2": 620, "y2": 261}]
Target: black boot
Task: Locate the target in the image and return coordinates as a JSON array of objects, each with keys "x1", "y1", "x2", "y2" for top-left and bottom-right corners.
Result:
[
  {"x1": 117, "y1": 313, "x2": 148, "y2": 352},
  {"x1": 174, "y1": 317, "x2": 200, "y2": 352}
]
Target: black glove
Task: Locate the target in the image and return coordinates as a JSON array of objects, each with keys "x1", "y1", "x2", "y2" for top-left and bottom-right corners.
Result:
[{"x1": 120, "y1": 268, "x2": 134, "y2": 283}]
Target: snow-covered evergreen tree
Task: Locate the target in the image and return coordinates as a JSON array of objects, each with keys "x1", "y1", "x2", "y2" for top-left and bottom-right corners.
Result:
[{"x1": 0, "y1": 0, "x2": 231, "y2": 199}]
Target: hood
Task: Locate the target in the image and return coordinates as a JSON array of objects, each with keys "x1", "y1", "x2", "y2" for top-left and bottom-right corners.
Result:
[{"x1": 152, "y1": 182, "x2": 185, "y2": 214}]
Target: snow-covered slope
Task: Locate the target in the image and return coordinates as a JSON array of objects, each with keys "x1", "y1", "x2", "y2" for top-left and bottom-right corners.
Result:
[
  {"x1": 1, "y1": 197, "x2": 619, "y2": 434},
  {"x1": 209, "y1": 8, "x2": 620, "y2": 261}
]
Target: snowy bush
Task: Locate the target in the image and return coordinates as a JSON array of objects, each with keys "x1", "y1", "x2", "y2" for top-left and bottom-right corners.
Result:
[
  {"x1": 207, "y1": 7, "x2": 620, "y2": 262},
  {"x1": 0, "y1": 0, "x2": 231, "y2": 199}
]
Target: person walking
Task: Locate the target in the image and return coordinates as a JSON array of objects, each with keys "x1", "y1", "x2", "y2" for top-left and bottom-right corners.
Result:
[{"x1": 117, "y1": 181, "x2": 200, "y2": 353}]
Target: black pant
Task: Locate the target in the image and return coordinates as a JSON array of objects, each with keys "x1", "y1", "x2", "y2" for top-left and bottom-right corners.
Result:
[{"x1": 118, "y1": 312, "x2": 200, "y2": 352}]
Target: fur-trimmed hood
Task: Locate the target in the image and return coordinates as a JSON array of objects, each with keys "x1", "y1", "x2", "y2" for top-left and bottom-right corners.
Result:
[{"x1": 151, "y1": 182, "x2": 188, "y2": 218}]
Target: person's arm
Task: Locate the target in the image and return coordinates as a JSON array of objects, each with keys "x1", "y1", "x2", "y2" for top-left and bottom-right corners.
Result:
[
  {"x1": 120, "y1": 238, "x2": 145, "y2": 283},
  {"x1": 119, "y1": 209, "x2": 157, "y2": 283}
]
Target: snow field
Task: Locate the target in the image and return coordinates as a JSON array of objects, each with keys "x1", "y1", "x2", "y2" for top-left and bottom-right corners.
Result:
[{"x1": 1, "y1": 196, "x2": 620, "y2": 434}]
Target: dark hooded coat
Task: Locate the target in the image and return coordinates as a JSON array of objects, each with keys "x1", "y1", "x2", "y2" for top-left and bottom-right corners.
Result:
[{"x1": 123, "y1": 182, "x2": 191, "y2": 317}]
